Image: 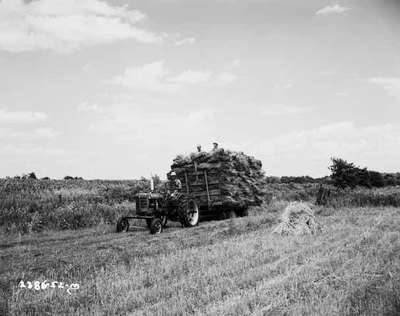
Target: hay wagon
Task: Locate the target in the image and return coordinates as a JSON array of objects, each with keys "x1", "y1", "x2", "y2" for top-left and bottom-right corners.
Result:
[
  {"x1": 116, "y1": 162, "x2": 250, "y2": 234},
  {"x1": 170, "y1": 161, "x2": 250, "y2": 222},
  {"x1": 116, "y1": 148, "x2": 264, "y2": 234}
]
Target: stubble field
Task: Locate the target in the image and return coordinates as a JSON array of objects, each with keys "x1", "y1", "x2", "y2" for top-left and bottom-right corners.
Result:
[{"x1": 2, "y1": 202, "x2": 400, "y2": 315}]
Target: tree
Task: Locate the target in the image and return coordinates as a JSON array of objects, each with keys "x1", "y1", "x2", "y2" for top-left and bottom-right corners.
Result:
[
  {"x1": 329, "y1": 158, "x2": 359, "y2": 189},
  {"x1": 329, "y1": 158, "x2": 389, "y2": 189}
]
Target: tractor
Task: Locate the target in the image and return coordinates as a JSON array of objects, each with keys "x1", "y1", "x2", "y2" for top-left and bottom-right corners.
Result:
[{"x1": 116, "y1": 182, "x2": 200, "y2": 234}]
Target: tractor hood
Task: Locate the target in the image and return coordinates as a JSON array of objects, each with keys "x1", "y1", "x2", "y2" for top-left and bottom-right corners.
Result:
[{"x1": 135, "y1": 192, "x2": 163, "y2": 199}]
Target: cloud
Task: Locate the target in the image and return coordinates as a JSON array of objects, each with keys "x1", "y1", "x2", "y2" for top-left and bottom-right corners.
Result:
[
  {"x1": 260, "y1": 105, "x2": 313, "y2": 116},
  {"x1": 77, "y1": 101, "x2": 104, "y2": 113},
  {"x1": 2, "y1": 144, "x2": 65, "y2": 156},
  {"x1": 109, "y1": 61, "x2": 179, "y2": 93},
  {"x1": 89, "y1": 104, "x2": 215, "y2": 145},
  {"x1": 273, "y1": 82, "x2": 293, "y2": 90},
  {"x1": 254, "y1": 122, "x2": 400, "y2": 175},
  {"x1": 19, "y1": 127, "x2": 59, "y2": 140},
  {"x1": 109, "y1": 61, "x2": 237, "y2": 92},
  {"x1": 168, "y1": 70, "x2": 211, "y2": 84},
  {"x1": 316, "y1": 4, "x2": 351, "y2": 16},
  {"x1": 214, "y1": 72, "x2": 237, "y2": 85},
  {"x1": 369, "y1": 77, "x2": 400, "y2": 100},
  {"x1": 223, "y1": 59, "x2": 241, "y2": 70},
  {"x1": 0, "y1": 0, "x2": 163, "y2": 53},
  {"x1": 0, "y1": 108, "x2": 47, "y2": 124},
  {"x1": 0, "y1": 127, "x2": 59, "y2": 141},
  {"x1": 231, "y1": 59, "x2": 241, "y2": 68},
  {"x1": 173, "y1": 36, "x2": 196, "y2": 46}
]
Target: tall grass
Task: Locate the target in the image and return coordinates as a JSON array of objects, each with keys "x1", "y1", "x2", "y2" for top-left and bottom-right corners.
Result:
[
  {"x1": 2, "y1": 178, "x2": 400, "y2": 234},
  {"x1": 318, "y1": 186, "x2": 400, "y2": 208},
  {"x1": 265, "y1": 183, "x2": 318, "y2": 202},
  {"x1": 0, "y1": 178, "x2": 149, "y2": 233}
]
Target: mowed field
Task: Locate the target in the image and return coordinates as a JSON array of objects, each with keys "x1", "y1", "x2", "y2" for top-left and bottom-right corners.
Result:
[{"x1": 2, "y1": 204, "x2": 400, "y2": 315}]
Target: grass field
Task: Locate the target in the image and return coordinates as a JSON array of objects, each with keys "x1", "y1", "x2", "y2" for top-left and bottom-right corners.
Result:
[{"x1": 2, "y1": 203, "x2": 400, "y2": 315}]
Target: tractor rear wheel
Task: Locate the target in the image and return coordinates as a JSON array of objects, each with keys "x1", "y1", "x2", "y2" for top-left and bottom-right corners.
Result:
[
  {"x1": 179, "y1": 199, "x2": 200, "y2": 227},
  {"x1": 149, "y1": 218, "x2": 163, "y2": 234},
  {"x1": 116, "y1": 217, "x2": 129, "y2": 232}
]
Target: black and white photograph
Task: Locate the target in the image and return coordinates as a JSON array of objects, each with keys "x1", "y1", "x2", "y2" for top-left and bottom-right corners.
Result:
[{"x1": 1, "y1": 0, "x2": 400, "y2": 315}]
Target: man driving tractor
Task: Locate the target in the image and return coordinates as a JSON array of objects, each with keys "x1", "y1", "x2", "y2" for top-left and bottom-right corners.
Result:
[
  {"x1": 168, "y1": 171, "x2": 182, "y2": 197},
  {"x1": 165, "y1": 171, "x2": 184, "y2": 223}
]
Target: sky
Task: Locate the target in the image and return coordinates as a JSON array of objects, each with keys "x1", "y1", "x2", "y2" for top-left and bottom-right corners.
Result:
[{"x1": 0, "y1": 0, "x2": 399, "y2": 179}]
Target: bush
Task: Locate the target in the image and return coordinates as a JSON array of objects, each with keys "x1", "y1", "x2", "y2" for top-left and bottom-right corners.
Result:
[{"x1": 329, "y1": 158, "x2": 390, "y2": 189}]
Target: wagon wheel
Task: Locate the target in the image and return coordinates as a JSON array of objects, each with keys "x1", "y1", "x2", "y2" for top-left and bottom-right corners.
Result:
[
  {"x1": 116, "y1": 217, "x2": 129, "y2": 232},
  {"x1": 149, "y1": 218, "x2": 163, "y2": 234},
  {"x1": 179, "y1": 199, "x2": 200, "y2": 227}
]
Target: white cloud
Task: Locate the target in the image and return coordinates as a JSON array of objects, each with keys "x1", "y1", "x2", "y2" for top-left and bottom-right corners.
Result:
[
  {"x1": 223, "y1": 59, "x2": 241, "y2": 70},
  {"x1": 29, "y1": 127, "x2": 60, "y2": 140},
  {"x1": 173, "y1": 36, "x2": 196, "y2": 46},
  {"x1": 89, "y1": 104, "x2": 215, "y2": 145},
  {"x1": 109, "y1": 61, "x2": 179, "y2": 93},
  {"x1": 0, "y1": 0, "x2": 163, "y2": 53},
  {"x1": 0, "y1": 127, "x2": 59, "y2": 141},
  {"x1": 214, "y1": 72, "x2": 237, "y2": 86},
  {"x1": 260, "y1": 105, "x2": 313, "y2": 116},
  {"x1": 0, "y1": 108, "x2": 47, "y2": 124},
  {"x1": 231, "y1": 59, "x2": 241, "y2": 68},
  {"x1": 369, "y1": 77, "x2": 400, "y2": 100},
  {"x1": 273, "y1": 82, "x2": 293, "y2": 90},
  {"x1": 316, "y1": 4, "x2": 351, "y2": 16},
  {"x1": 109, "y1": 61, "x2": 237, "y2": 92},
  {"x1": 2, "y1": 144, "x2": 65, "y2": 156},
  {"x1": 78, "y1": 102, "x2": 104, "y2": 113},
  {"x1": 254, "y1": 122, "x2": 400, "y2": 175},
  {"x1": 168, "y1": 70, "x2": 211, "y2": 84}
]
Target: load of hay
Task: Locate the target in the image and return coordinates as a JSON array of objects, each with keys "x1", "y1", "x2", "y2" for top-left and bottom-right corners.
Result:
[
  {"x1": 272, "y1": 202, "x2": 320, "y2": 235},
  {"x1": 170, "y1": 147, "x2": 267, "y2": 209}
]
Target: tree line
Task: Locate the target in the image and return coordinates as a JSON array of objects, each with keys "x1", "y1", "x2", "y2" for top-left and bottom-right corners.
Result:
[
  {"x1": 266, "y1": 157, "x2": 400, "y2": 188},
  {"x1": 328, "y1": 157, "x2": 400, "y2": 189}
]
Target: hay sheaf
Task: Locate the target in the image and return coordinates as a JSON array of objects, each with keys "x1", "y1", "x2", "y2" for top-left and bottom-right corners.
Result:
[{"x1": 273, "y1": 202, "x2": 321, "y2": 235}]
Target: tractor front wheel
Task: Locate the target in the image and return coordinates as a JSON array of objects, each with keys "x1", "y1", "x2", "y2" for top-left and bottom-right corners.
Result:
[
  {"x1": 149, "y1": 218, "x2": 163, "y2": 234},
  {"x1": 116, "y1": 217, "x2": 129, "y2": 232}
]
